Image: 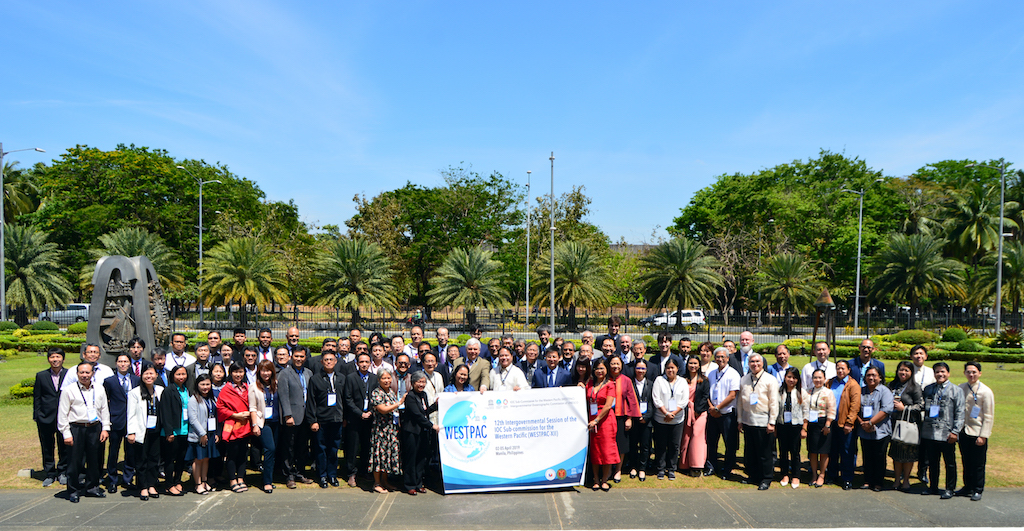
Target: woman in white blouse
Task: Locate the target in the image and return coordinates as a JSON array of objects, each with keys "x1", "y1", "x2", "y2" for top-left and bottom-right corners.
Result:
[
  {"x1": 652, "y1": 359, "x2": 688, "y2": 480},
  {"x1": 126, "y1": 366, "x2": 163, "y2": 501}
]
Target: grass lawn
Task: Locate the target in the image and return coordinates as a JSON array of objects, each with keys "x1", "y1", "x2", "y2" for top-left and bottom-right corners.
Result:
[{"x1": 1, "y1": 353, "x2": 1021, "y2": 490}]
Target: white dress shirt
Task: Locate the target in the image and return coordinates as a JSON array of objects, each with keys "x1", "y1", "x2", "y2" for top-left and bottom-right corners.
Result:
[{"x1": 489, "y1": 365, "x2": 531, "y2": 391}]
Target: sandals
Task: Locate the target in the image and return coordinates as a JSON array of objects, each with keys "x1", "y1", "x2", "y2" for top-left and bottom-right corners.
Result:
[
  {"x1": 591, "y1": 483, "x2": 601, "y2": 491},
  {"x1": 231, "y1": 484, "x2": 246, "y2": 493},
  {"x1": 600, "y1": 482, "x2": 611, "y2": 491},
  {"x1": 263, "y1": 484, "x2": 274, "y2": 494},
  {"x1": 373, "y1": 484, "x2": 388, "y2": 494}
]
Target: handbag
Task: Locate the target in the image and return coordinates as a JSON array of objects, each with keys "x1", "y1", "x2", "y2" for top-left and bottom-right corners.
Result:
[{"x1": 892, "y1": 406, "x2": 919, "y2": 445}]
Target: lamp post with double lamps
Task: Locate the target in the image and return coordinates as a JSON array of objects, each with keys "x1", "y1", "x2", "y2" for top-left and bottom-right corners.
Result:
[
  {"x1": 177, "y1": 165, "x2": 221, "y2": 326},
  {"x1": 0, "y1": 144, "x2": 46, "y2": 321}
]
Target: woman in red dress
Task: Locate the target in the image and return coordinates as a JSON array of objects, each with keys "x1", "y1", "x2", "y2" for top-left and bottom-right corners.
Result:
[
  {"x1": 586, "y1": 358, "x2": 618, "y2": 491},
  {"x1": 608, "y1": 356, "x2": 641, "y2": 483}
]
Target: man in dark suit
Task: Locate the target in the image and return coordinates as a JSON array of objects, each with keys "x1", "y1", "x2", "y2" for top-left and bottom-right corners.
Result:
[
  {"x1": 126, "y1": 340, "x2": 152, "y2": 379},
  {"x1": 647, "y1": 332, "x2": 683, "y2": 381},
  {"x1": 185, "y1": 343, "x2": 216, "y2": 394},
  {"x1": 343, "y1": 352, "x2": 377, "y2": 487},
  {"x1": 150, "y1": 348, "x2": 169, "y2": 387},
  {"x1": 278, "y1": 346, "x2": 314, "y2": 488},
  {"x1": 847, "y1": 339, "x2": 886, "y2": 387},
  {"x1": 434, "y1": 327, "x2": 452, "y2": 363},
  {"x1": 727, "y1": 331, "x2": 754, "y2": 376},
  {"x1": 596, "y1": 316, "x2": 622, "y2": 355},
  {"x1": 102, "y1": 354, "x2": 140, "y2": 493},
  {"x1": 518, "y1": 342, "x2": 541, "y2": 384},
  {"x1": 532, "y1": 348, "x2": 573, "y2": 388},
  {"x1": 307, "y1": 337, "x2": 339, "y2": 377},
  {"x1": 33, "y1": 347, "x2": 69, "y2": 487},
  {"x1": 307, "y1": 351, "x2": 346, "y2": 488}
]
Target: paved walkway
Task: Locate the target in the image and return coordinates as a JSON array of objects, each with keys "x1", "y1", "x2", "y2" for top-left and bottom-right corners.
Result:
[{"x1": 0, "y1": 485, "x2": 1020, "y2": 529}]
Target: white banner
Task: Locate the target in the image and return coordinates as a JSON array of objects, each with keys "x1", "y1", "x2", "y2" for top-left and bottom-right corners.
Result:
[{"x1": 437, "y1": 386, "x2": 589, "y2": 494}]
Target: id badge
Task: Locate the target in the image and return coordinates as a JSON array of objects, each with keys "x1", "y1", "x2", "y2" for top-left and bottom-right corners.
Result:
[
  {"x1": 363, "y1": 398, "x2": 369, "y2": 411},
  {"x1": 590, "y1": 403, "x2": 598, "y2": 416},
  {"x1": 749, "y1": 393, "x2": 759, "y2": 406},
  {"x1": 639, "y1": 402, "x2": 648, "y2": 414},
  {"x1": 784, "y1": 411, "x2": 793, "y2": 424},
  {"x1": 146, "y1": 415, "x2": 157, "y2": 429},
  {"x1": 327, "y1": 393, "x2": 337, "y2": 407},
  {"x1": 207, "y1": 417, "x2": 217, "y2": 431},
  {"x1": 929, "y1": 404, "x2": 940, "y2": 418},
  {"x1": 87, "y1": 407, "x2": 99, "y2": 422},
  {"x1": 668, "y1": 399, "x2": 678, "y2": 411},
  {"x1": 808, "y1": 409, "x2": 819, "y2": 423},
  {"x1": 971, "y1": 405, "x2": 981, "y2": 419},
  {"x1": 862, "y1": 405, "x2": 874, "y2": 418},
  {"x1": 392, "y1": 411, "x2": 400, "y2": 425},
  {"x1": 264, "y1": 406, "x2": 274, "y2": 420}
]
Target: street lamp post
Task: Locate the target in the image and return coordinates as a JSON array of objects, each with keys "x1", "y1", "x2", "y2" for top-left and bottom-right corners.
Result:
[
  {"x1": 549, "y1": 152, "x2": 555, "y2": 333},
  {"x1": 842, "y1": 179, "x2": 883, "y2": 336},
  {"x1": 0, "y1": 143, "x2": 46, "y2": 322},
  {"x1": 525, "y1": 170, "x2": 531, "y2": 324},
  {"x1": 177, "y1": 165, "x2": 221, "y2": 327},
  {"x1": 966, "y1": 160, "x2": 1008, "y2": 329}
]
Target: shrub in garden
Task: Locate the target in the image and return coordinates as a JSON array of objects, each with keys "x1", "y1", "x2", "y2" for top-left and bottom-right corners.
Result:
[
  {"x1": 890, "y1": 329, "x2": 938, "y2": 345},
  {"x1": 67, "y1": 322, "x2": 88, "y2": 334},
  {"x1": 954, "y1": 339, "x2": 984, "y2": 352},
  {"x1": 941, "y1": 327, "x2": 969, "y2": 342},
  {"x1": 0, "y1": 321, "x2": 18, "y2": 331},
  {"x1": 29, "y1": 320, "x2": 59, "y2": 331}
]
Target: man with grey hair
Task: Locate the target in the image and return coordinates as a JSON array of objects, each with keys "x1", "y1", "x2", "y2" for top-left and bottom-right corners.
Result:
[
  {"x1": 63, "y1": 344, "x2": 113, "y2": 391},
  {"x1": 705, "y1": 346, "x2": 740, "y2": 478},
  {"x1": 580, "y1": 330, "x2": 595, "y2": 349},
  {"x1": 463, "y1": 338, "x2": 490, "y2": 391},
  {"x1": 729, "y1": 331, "x2": 755, "y2": 376},
  {"x1": 536, "y1": 324, "x2": 553, "y2": 352},
  {"x1": 618, "y1": 334, "x2": 634, "y2": 365},
  {"x1": 737, "y1": 353, "x2": 780, "y2": 490}
]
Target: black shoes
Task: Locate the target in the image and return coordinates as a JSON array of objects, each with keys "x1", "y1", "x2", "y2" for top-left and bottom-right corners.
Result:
[
  {"x1": 328, "y1": 477, "x2": 340, "y2": 487},
  {"x1": 842, "y1": 482, "x2": 852, "y2": 490},
  {"x1": 940, "y1": 490, "x2": 953, "y2": 500},
  {"x1": 68, "y1": 492, "x2": 80, "y2": 503},
  {"x1": 757, "y1": 481, "x2": 770, "y2": 490},
  {"x1": 319, "y1": 479, "x2": 329, "y2": 489},
  {"x1": 971, "y1": 492, "x2": 983, "y2": 501},
  {"x1": 86, "y1": 487, "x2": 106, "y2": 498}
]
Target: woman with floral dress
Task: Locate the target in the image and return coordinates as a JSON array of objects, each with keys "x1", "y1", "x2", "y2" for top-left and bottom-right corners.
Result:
[{"x1": 369, "y1": 368, "x2": 405, "y2": 493}]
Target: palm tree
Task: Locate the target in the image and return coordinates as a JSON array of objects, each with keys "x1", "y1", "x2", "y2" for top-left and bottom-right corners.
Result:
[
  {"x1": 531, "y1": 241, "x2": 613, "y2": 331},
  {"x1": 940, "y1": 181, "x2": 1019, "y2": 269},
  {"x1": 202, "y1": 237, "x2": 286, "y2": 325},
  {"x1": 970, "y1": 241, "x2": 1024, "y2": 327},
  {"x1": 638, "y1": 237, "x2": 722, "y2": 328},
  {"x1": 1, "y1": 161, "x2": 40, "y2": 223},
  {"x1": 427, "y1": 246, "x2": 507, "y2": 325},
  {"x1": 3, "y1": 224, "x2": 74, "y2": 315},
  {"x1": 312, "y1": 237, "x2": 398, "y2": 327},
  {"x1": 754, "y1": 252, "x2": 821, "y2": 332},
  {"x1": 868, "y1": 233, "x2": 966, "y2": 327},
  {"x1": 79, "y1": 227, "x2": 184, "y2": 290}
]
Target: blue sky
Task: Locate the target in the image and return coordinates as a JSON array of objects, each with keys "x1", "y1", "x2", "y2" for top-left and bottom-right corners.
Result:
[{"x1": 4, "y1": 1, "x2": 1023, "y2": 243}]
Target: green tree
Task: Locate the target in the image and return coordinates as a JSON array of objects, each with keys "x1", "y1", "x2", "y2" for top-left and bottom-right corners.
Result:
[
  {"x1": 202, "y1": 237, "x2": 286, "y2": 325},
  {"x1": 868, "y1": 234, "x2": 966, "y2": 327},
  {"x1": 753, "y1": 252, "x2": 822, "y2": 331},
  {"x1": 938, "y1": 180, "x2": 1018, "y2": 269},
  {"x1": 531, "y1": 241, "x2": 613, "y2": 330},
  {"x1": 312, "y1": 237, "x2": 397, "y2": 327},
  {"x1": 79, "y1": 227, "x2": 184, "y2": 290},
  {"x1": 427, "y1": 247, "x2": 508, "y2": 325},
  {"x1": 3, "y1": 224, "x2": 74, "y2": 314},
  {"x1": 638, "y1": 237, "x2": 722, "y2": 327},
  {"x1": 970, "y1": 241, "x2": 1024, "y2": 325},
  {"x1": 2, "y1": 161, "x2": 40, "y2": 223}
]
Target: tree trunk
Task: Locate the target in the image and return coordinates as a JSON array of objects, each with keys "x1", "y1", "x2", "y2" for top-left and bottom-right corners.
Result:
[
  {"x1": 568, "y1": 304, "x2": 578, "y2": 331},
  {"x1": 352, "y1": 307, "x2": 362, "y2": 328}
]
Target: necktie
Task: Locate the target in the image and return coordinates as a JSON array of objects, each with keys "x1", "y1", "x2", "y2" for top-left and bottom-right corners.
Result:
[
  {"x1": 134, "y1": 361, "x2": 141, "y2": 376},
  {"x1": 548, "y1": 371, "x2": 554, "y2": 387}
]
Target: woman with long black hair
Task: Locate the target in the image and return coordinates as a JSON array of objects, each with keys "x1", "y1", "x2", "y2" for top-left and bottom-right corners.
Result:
[
  {"x1": 127, "y1": 365, "x2": 162, "y2": 501},
  {"x1": 157, "y1": 365, "x2": 190, "y2": 496}
]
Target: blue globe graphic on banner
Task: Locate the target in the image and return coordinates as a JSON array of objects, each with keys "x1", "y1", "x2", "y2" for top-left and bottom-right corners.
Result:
[{"x1": 442, "y1": 399, "x2": 490, "y2": 463}]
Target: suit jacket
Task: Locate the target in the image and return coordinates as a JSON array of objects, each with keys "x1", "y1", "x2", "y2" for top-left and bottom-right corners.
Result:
[
  {"x1": 343, "y1": 370, "x2": 378, "y2": 423},
  {"x1": 632, "y1": 377, "x2": 655, "y2": 423},
  {"x1": 126, "y1": 385, "x2": 163, "y2": 444},
  {"x1": 646, "y1": 353, "x2": 684, "y2": 381},
  {"x1": 531, "y1": 365, "x2": 573, "y2": 388},
  {"x1": 833, "y1": 376, "x2": 862, "y2": 429},
  {"x1": 518, "y1": 359, "x2": 540, "y2": 384},
  {"x1": 466, "y1": 358, "x2": 490, "y2": 390},
  {"x1": 33, "y1": 368, "x2": 68, "y2": 424},
  {"x1": 400, "y1": 390, "x2": 437, "y2": 435},
  {"x1": 688, "y1": 377, "x2": 711, "y2": 415},
  {"x1": 306, "y1": 354, "x2": 324, "y2": 377},
  {"x1": 847, "y1": 357, "x2": 886, "y2": 387},
  {"x1": 185, "y1": 360, "x2": 217, "y2": 395},
  {"x1": 436, "y1": 363, "x2": 451, "y2": 387},
  {"x1": 307, "y1": 371, "x2": 346, "y2": 424},
  {"x1": 128, "y1": 358, "x2": 153, "y2": 378},
  {"x1": 728, "y1": 351, "x2": 745, "y2": 376},
  {"x1": 278, "y1": 366, "x2": 313, "y2": 425},
  {"x1": 103, "y1": 372, "x2": 140, "y2": 430},
  {"x1": 157, "y1": 383, "x2": 188, "y2": 436}
]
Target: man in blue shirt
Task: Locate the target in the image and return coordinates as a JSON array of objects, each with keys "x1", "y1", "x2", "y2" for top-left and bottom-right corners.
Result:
[{"x1": 848, "y1": 339, "x2": 886, "y2": 387}]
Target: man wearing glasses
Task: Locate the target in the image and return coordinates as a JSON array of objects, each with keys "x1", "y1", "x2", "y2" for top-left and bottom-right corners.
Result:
[{"x1": 848, "y1": 339, "x2": 886, "y2": 387}]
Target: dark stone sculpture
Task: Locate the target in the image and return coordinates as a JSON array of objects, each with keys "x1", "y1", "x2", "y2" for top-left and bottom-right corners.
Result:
[{"x1": 86, "y1": 255, "x2": 172, "y2": 365}]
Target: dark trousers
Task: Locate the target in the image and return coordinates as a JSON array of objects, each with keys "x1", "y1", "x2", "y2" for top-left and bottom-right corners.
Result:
[
  {"x1": 828, "y1": 428, "x2": 857, "y2": 483},
  {"x1": 67, "y1": 423, "x2": 102, "y2": 494},
  {"x1": 706, "y1": 411, "x2": 737, "y2": 475},
  {"x1": 344, "y1": 418, "x2": 373, "y2": 478},
  {"x1": 860, "y1": 436, "x2": 890, "y2": 488},
  {"x1": 161, "y1": 435, "x2": 188, "y2": 487},
  {"x1": 224, "y1": 439, "x2": 249, "y2": 481},
  {"x1": 924, "y1": 437, "x2": 957, "y2": 492},
  {"x1": 776, "y1": 423, "x2": 802, "y2": 479},
  {"x1": 255, "y1": 421, "x2": 278, "y2": 486},
  {"x1": 401, "y1": 430, "x2": 429, "y2": 491},
  {"x1": 626, "y1": 419, "x2": 653, "y2": 472},
  {"x1": 314, "y1": 421, "x2": 343, "y2": 480},
  {"x1": 742, "y1": 424, "x2": 775, "y2": 483},
  {"x1": 281, "y1": 422, "x2": 310, "y2": 480},
  {"x1": 653, "y1": 421, "x2": 684, "y2": 474},
  {"x1": 959, "y1": 434, "x2": 987, "y2": 494},
  {"x1": 105, "y1": 426, "x2": 134, "y2": 486},
  {"x1": 36, "y1": 420, "x2": 67, "y2": 479},
  {"x1": 134, "y1": 429, "x2": 161, "y2": 490}
]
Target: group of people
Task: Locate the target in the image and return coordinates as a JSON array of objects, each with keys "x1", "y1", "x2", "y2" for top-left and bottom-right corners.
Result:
[{"x1": 34, "y1": 319, "x2": 995, "y2": 502}]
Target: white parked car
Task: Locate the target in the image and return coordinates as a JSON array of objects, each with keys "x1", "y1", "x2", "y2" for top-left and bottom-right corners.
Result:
[
  {"x1": 650, "y1": 309, "x2": 706, "y2": 330},
  {"x1": 38, "y1": 303, "x2": 91, "y2": 325}
]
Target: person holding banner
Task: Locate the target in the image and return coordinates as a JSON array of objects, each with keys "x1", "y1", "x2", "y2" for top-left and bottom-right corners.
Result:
[
  {"x1": 370, "y1": 368, "x2": 404, "y2": 493},
  {"x1": 607, "y1": 356, "x2": 640, "y2": 483},
  {"x1": 626, "y1": 359, "x2": 654, "y2": 481},
  {"x1": 400, "y1": 371, "x2": 439, "y2": 495},
  {"x1": 587, "y1": 358, "x2": 618, "y2": 491},
  {"x1": 443, "y1": 364, "x2": 474, "y2": 393},
  {"x1": 652, "y1": 358, "x2": 688, "y2": 480},
  {"x1": 487, "y1": 348, "x2": 530, "y2": 392}
]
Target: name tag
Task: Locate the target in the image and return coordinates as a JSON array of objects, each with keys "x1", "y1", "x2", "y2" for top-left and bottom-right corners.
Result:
[
  {"x1": 87, "y1": 407, "x2": 99, "y2": 422},
  {"x1": 327, "y1": 393, "x2": 337, "y2": 407},
  {"x1": 590, "y1": 403, "x2": 598, "y2": 416},
  {"x1": 808, "y1": 409, "x2": 819, "y2": 423},
  {"x1": 146, "y1": 415, "x2": 157, "y2": 429},
  {"x1": 784, "y1": 411, "x2": 793, "y2": 424},
  {"x1": 929, "y1": 404, "x2": 940, "y2": 418},
  {"x1": 862, "y1": 405, "x2": 873, "y2": 418},
  {"x1": 668, "y1": 399, "x2": 677, "y2": 411},
  {"x1": 265, "y1": 406, "x2": 274, "y2": 420},
  {"x1": 971, "y1": 405, "x2": 981, "y2": 419},
  {"x1": 392, "y1": 411, "x2": 400, "y2": 425},
  {"x1": 749, "y1": 393, "x2": 758, "y2": 406},
  {"x1": 207, "y1": 417, "x2": 217, "y2": 431},
  {"x1": 639, "y1": 402, "x2": 648, "y2": 414},
  {"x1": 363, "y1": 398, "x2": 369, "y2": 411}
]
